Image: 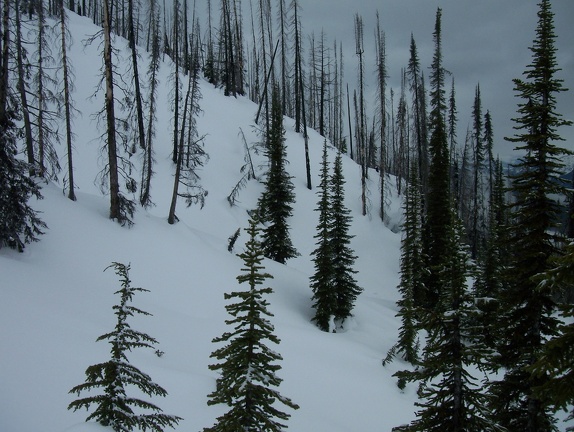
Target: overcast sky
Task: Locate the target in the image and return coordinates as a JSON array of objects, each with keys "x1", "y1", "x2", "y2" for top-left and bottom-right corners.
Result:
[{"x1": 293, "y1": 0, "x2": 574, "y2": 163}]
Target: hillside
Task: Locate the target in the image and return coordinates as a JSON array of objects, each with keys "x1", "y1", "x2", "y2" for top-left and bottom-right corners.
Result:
[{"x1": 0, "y1": 11, "x2": 423, "y2": 432}]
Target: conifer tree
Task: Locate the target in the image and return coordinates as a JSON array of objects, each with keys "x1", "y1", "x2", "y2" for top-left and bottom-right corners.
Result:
[
  {"x1": 310, "y1": 140, "x2": 336, "y2": 332},
  {"x1": 473, "y1": 159, "x2": 508, "y2": 349},
  {"x1": 384, "y1": 160, "x2": 423, "y2": 366},
  {"x1": 529, "y1": 240, "x2": 574, "y2": 430},
  {"x1": 205, "y1": 218, "x2": 299, "y2": 431},
  {"x1": 423, "y1": 8, "x2": 451, "y2": 311},
  {"x1": 394, "y1": 218, "x2": 500, "y2": 432},
  {"x1": 330, "y1": 151, "x2": 361, "y2": 325},
  {"x1": 489, "y1": 1, "x2": 571, "y2": 430},
  {"x1": 406, "y1": 34, "x2": 428, "y2": 203},
  {"x1": 259, "y1": 84, "x2": 298, "y2": 263},
  {"x1": 68, "y1": 262, "x2": 182, "y2": 432},
  {"x1": 0, "y1": 0, "x2": 46, "y2": 252}
]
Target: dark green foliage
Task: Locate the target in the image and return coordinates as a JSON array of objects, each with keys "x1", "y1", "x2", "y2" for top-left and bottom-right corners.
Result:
[
  {"x1": 310, "y1": 143, "x2": 361, "y2": 332},
  {"x1": 394, "y1": 218, "x2": 501, "y2": 432},
  {"x1": 384, "y1": 161, "x2": 423, "y2": 366},
  {"x1": 489, "y1": 1, "x2": 571, "y2": 430},
  {"x1": 528, "y1": 241, "x2": 574, "y2": 430},
  {"x1": 310, "y1": 141, "x2": 336, "y2": 332},
  {"x1": 205, "y1": 218, "x2": 299, "y2": 431},
  {"x1": 0, "y1": 110, "x2": 46, "y2": 252},
  {"x1": 329, "y1": 151, "x2": 361, "y2": 325},
  {"x1": 68, "y1": 262, "x2": 182, "y2": 432},
  {"x1": 423, "y1": 8, "x2": 452, "y2": 311},
  {"x1": 473, "y1": 159, "x2": 508, "y2": 349},
  {"x1": 259, "y1": 84, "x2": 298, "y2": 263}
]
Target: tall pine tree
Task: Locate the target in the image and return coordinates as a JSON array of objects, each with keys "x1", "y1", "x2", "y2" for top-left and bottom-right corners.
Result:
[
  {"x1": 259, "y1": 84, "x2": 298, "y2": 263},
  {"x1": 489, "y1": 1, "x2": 571, "y2": 430},
  {"x1": 310, "y1": 140, "x2": 336, "y2": 332},
  {"x1": 384, "y1": 160, "x2": 423, "y2": 366},
  {"x1": 394, "y1": 218, "x2": 500, "y2": 432},
  {"x1": 330, "y1": 151, "x2": 361, "y2": 327},
  {"x1": 205, "y1": 218, "x2": 299, "y2": 431},
  {"x1": 422, "y1": 8, "x2": 451, "y2": 311}
]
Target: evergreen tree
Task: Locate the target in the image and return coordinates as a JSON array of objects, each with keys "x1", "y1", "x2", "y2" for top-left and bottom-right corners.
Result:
[
  {"x1": 259, "y1": 84, "x2": 298, "y2": 263},
  {"x1": 310, "y1": 140, "x2": 336, "y2": 332},
  {"x1": 68, "y1": 262, "x2": 182, "y2": 432},
  {"x1": 406, "y1": 34, "x2": 428, "y2": 204},
  {"x1": 330, "y1": 151, "x2": 361, "y2": 325},
  {"x1": 384, "y1": 160, "x2": 423, "y2": 366},
  {"x1": 0, "y1": 0, "x2": 46, "y2": 252},
  {"x1": 423, "y1": 8, "x2": 451, "y2": 310},
  {"x1": 394, "y1": 218, "x2": 500, "y2": 432},
  {"x1": 473, "y1": 159, "x2": 508, "y2": 350},
  {"x1": 489, "y1": 1, "x2": 571, "y2": 430},
  {"x1": 0, "y1": 112, "x2": 46, "y2": 252},
  {"x1": 528, "y1": 240, "x2": 574, "y2": 430},
  {"x1": 205, "y1": 218, "x2": 299, "y2": 431}
]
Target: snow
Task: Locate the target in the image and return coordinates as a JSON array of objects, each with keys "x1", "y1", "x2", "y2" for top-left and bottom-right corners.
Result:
[{"x1": 0, "y1": 10, "x2": 570, "y2": 432}]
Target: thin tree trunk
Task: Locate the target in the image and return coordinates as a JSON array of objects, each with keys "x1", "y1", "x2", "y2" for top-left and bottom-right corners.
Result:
[
  {"x1": 346, "y1": 83, "x2": 353, "y2": 160},
  {"x1": 14, "y1": 0, "x2": 35, "y2": 175},
  {"x1": 0, "y1": 0, "x2": 9, "y2": 118},
  {"x1": 103, "y1": 0, "x2": 121, "y2": 221},
  {"x1": 168, "y1": 59, "x2": 193, "y2": 224},
  {"x1": 127, "y1": 0, "x2": 145, "y2": 152},
  {"x1": 60, "y1": 0, "x2": 76, "y2": 200}
]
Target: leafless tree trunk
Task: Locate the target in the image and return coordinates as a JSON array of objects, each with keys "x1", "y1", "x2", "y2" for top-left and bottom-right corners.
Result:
[
  {"x1": 103, "y1": 0, "x2": 121, "y2": 221},
  {"x1": 59, "y1": 0, "x2": 76, "y2": 200}
]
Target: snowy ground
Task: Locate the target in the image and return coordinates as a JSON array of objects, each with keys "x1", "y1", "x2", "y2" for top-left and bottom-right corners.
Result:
[{"x1": 1, "y1": 11, "x2": 571, "y2": 432}]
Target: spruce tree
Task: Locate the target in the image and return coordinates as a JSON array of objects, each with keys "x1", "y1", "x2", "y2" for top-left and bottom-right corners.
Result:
[
  {"x1": 394, "y1": 218, "x2": 500, "y2": 432},
  {"x1": 310, "y1": 140, "x2": 336, "y2": 332},
  {"x1": 0, "y1": 0, "x2": 46, "y2": 252},
  {"x1": 259, "y1": 84, "x2": 298, "y2": 263},
  {"x1": 330, "y1": 151, "x2": 361, "y2": 326},
  {"x1": 489, "y1": 1, "x2": 571, "y2": 430},
  {"x1": 205, "y1": 218, "x2": 299, "y2": 431},
  {"x1": 68, "y1": 262, "x2": 182, "y2": 432},
  {"x1": 473, "y1": 159, "x2": 508, "y2": 350},
  {"x1": 384, "y1": 160, "x2": 423, "y2": 366},
  {"x1": 0, "y1": 111, "x2": 46, "y2": 252},
  {"x1": 423, "y1": 8, "x2": 451, "y2": 311},
  {"x1": 528, "y1": 241, "x2": 574, "y2": 430}
]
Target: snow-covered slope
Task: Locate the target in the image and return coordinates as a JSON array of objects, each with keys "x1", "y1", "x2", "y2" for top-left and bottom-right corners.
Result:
[{"x1": 1, "y1": 11, "x2": 430, "y2": 432}]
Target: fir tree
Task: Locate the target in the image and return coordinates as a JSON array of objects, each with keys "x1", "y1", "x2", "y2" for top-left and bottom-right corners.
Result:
[
  {"x1": 394, "y1": 218, "x2": 500, "y2": 432},
  {"x1": 330, "y1": 151, "x2": 361, "y2": 326},
  {"x1": 0, "y1": 111, "x2": 46, "y2": 252},
  {"x1": 423, "y1": 8, "x2": 452, "y2": 311},
  {"x1": 0, "y1": 0, "x2": 46, "y2": 252},
  {"x1": 473, "y1": 159, "x2": 508, "y2": 349},
  {"x1": 205, "y1": 218, "x2": 299, "y2": 431},
  {"x1": 310, "y1": 140, "x2": 336, "y2": 332},
  {"x1": 68, "y1": 262, "x2": 182, "y2": 432},
  {"x1": 384, "y1": 160, "x2": 423, "y2": 366},
  {"x1": 489, "y1": 1, "x2": 571, "y2": 430},
  {"x1": 259, "y1": 84, "x2": 298, "y2": 263},
  {"x1": 528, "y1": 240, "x2": 574, "y2": 431}
]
